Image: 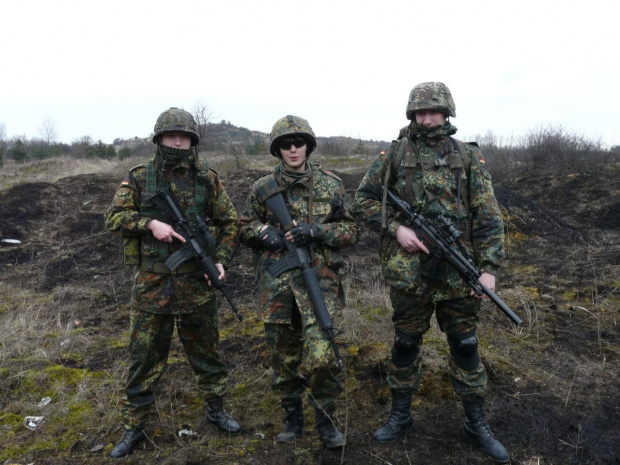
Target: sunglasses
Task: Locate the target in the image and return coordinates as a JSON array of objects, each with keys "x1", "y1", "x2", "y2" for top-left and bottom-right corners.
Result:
[{"x1": 278, "y1": 138, "x2": 307, "y2": 151}]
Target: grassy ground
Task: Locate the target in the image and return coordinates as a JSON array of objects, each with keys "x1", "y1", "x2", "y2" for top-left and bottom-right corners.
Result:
[{"x1": 0, "y1": 154, "x2": 618, "y2": 464}]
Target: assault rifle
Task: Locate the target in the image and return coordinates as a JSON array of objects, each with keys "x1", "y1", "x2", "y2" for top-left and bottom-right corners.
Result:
[
  {"x1": 257, "y1": 178, "x2": 344, "y2": 370},
  {"x1": 385, "y1": 189, "x2": 522, "y2": 326},
  {"x1": 150, "y1": 187, "x2": 243, "y2": 321}
]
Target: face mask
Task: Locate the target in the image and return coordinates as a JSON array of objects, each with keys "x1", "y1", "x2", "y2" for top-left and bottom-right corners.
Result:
[
  {"x1": 158, "y1": 144, "x2": 193, "y2": 166},
  {"x1": 409, "y1": 121, "x2": 457, "y2": 139}
]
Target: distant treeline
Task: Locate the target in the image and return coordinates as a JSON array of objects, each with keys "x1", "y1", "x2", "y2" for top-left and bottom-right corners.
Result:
[
  {"x1": 0, "y1": 120, "x2": 389, "y2": 166},
  {"x1": 1, "y1": 121, "x2": 618, "y2": 176}
]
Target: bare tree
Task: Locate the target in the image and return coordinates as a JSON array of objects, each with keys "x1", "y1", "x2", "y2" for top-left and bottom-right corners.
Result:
[
  {"x1": 191, "y1": 101, "x2": 215, "y2": 153},
  {"x1": 38, "y1": 117, "x2": 58, "y2": 146},
  {"x1": 0, "y1": 122, "x2": 6, "y2": 167},
  {"x1": 228, "y1": 139, "x2": 243, "y2": 171}
]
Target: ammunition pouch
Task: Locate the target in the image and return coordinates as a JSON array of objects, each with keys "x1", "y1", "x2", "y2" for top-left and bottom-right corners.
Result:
[{"x1": 122, "y1": 237, "x2": 141, "y2": 266}]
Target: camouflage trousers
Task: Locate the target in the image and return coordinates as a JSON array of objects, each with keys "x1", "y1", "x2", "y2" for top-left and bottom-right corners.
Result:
[
  {"x1": 387, "y1": 287, "x2": 487, "y2": 402},
  {"x1": 121, "y1": 303, "x2": 228, "y2": 429},
  {"x1": 264, "y1": 302, "x2": 342, "y2": 409}
]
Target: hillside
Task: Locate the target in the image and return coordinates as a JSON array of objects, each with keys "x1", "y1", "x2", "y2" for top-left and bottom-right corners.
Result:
[{"x1": 0, "y1": 157, "x2": 618, "y2": 464}]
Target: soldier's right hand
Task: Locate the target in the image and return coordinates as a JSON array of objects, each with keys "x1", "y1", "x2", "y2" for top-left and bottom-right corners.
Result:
[
  {"x1": 259, "y1": 225, "x2": 285, "y2": 252},
  {"x1": 396, "y1": 225, "x2": 429, "y2": 254},
  {"x1": 146, "y1": 219, "x2": 186, "y2": 243}
]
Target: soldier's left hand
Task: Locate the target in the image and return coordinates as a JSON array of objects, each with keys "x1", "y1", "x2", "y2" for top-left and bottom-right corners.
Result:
[
  {"x1": 286, "y1": 221, "x2": 320, "y2": 246},
  {"x1": 205, "y1": 263, "x2": 225, "y2": 287},
  {"x1": 472, "y1": 272, "x2": 495, "y2": 299}
]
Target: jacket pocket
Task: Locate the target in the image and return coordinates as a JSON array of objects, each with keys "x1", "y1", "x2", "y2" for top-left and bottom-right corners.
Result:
[{"x1": 320, "y1": 245, "x2": 344, "y2": 271}]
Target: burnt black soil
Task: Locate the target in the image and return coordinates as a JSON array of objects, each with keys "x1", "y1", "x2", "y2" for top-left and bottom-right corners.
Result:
[{"x1": 1, "y1": 166, "x2": 619, "y2": 464}]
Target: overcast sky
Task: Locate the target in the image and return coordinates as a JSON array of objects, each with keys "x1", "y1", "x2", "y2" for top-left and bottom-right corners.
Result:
[{"x1": 1, "y1": 0, "x2": 619, "y2": 148}]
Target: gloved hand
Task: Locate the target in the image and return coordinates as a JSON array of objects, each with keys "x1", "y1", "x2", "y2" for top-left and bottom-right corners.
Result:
[
  {"x1": 288, "y1": 223, "x2": 320, "y2": 246},
  {"x1": 260, "y1": 226, "x2": 285, "y2": 252}
]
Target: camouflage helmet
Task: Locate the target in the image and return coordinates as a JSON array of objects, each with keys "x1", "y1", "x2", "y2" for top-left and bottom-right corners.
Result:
[
  {"x1": 406, "y1": 82, "x2": 456, "y2": 119},
  {"x1": 269, "y1": 115, "x2": 317, "y2": 157},
  {"x1": 152, "y1": 107, "x2": 200, "y2": 146}
]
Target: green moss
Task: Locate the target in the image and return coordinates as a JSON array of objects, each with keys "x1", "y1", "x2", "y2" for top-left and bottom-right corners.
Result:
[
  {"x1": 44, "y1": 365, "x2": 99, "y2": 384},
  {"x1": 93, "y1": 335, "x2": 128, "y2": 351},
  {"x1": 0, "y1": 435, "x2": 80, "y2": 462},
  {"x1": 358, "y1": 305, "x2": 391, "y2": 323},
  {"x1": 167, "y1": 355, "x2": 186, "y2": 365},
  {"x1": 60, "y1": 400, "x2": 95, "y2": 427},
  {"x1": 58, "y1": 352, "x2": 84, "y2": 365},
  {"x1": 0, "y1": 412, "x2": 22, "y2": 425}
]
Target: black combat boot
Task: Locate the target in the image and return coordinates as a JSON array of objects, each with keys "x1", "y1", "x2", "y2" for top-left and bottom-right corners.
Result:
[
  {"x1": 462, "y1": 400, "x2": 509, "y2": 463},
  {"x1": 315, "y1": 404, "x2": 346, "y2": 449},
  {"x1": 110, "y1": 429, "x2": 145, "y2": 458},
  {"x1": 373, "y1": 390, "x2": 414, "y2": 441},
  {"x1": 276, "y1": 402, "x2": 304, "y2": 443},
  {"x1": 206, "y1": 397, "x2": 241, "y2": 434}
]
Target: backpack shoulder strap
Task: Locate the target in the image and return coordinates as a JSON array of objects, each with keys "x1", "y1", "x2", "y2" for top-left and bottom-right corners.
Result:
[
  {"x1": 318, "y1": 166, "x2": 342, "y2": 182},
  {"x1": 380, "y1": 135, "x2": 416, "y2": 229},
  {"x1": 449, "y1": 137, "x2": 474, "y2": 241}
]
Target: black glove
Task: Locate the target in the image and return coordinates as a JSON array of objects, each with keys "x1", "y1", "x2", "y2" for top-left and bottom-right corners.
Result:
[
  {"x1": 289, "y1": 223, "x2": 320, "y2": 246},
  {"x1": 260, "y1": 226, "x2": 284, "y2": 251}
]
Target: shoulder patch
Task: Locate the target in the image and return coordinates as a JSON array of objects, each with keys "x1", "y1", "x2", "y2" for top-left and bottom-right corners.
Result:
[
  {"x1": 466, "y1": 141, "x2": 480, "y2": 148},
  {"x1": 121, "y1": 171, "x2": 140, "y2": 190},
  {"x1": 129, "y1": 163, "x2": 146, "y2": 173}
]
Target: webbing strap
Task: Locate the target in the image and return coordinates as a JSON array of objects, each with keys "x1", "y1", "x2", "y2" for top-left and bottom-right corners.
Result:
[
  {"x1": 145, "y1": 163, "x2": 170, "y2": 259},
  {"x1": 403, "y1": 143, "x2": 417, "y2": 204},
  {"x1": 308, "y1": 171, "x2": 315, "y2": 224},
  {"x1": 381, "y1": 167, "x2": 390, "y2": 229},
  {"x1": 449, "y1": 138, "x2": 472, "y2": 242},
  {"x1": 256, "y1": 180, "x2": 286, "y2": 202}
]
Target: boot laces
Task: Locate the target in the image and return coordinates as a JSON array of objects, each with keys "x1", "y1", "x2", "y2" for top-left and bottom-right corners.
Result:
[{"x1": 469, "y1": 416, "x2": 497, "y2": 439}]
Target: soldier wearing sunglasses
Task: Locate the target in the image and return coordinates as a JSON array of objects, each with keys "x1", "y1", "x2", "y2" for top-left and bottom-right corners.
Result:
[{"x1": 238, "y1": 115, "x2": 359, "y2": 449}]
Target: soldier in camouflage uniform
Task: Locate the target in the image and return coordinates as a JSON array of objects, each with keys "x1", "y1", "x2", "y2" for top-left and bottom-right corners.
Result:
[
  {"x1": 238, "y1": 115, "x2": 358, "y2": 449},
  {"x1": 104, "y1": 108, "x2": 241, "y2": 458},
  {"x1": 355, "y1": 83, "x2": 509, "y2": 463}
]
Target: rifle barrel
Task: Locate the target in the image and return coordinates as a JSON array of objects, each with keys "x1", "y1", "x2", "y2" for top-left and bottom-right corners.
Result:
[{"x1": 481, "y1": 285, "x2": 522, "y2": 325}]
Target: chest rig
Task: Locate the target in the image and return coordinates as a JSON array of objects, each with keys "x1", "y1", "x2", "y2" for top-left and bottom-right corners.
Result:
[
  {"x1": 381, "y1": 134, "x2": 473, "y2": 241},
  {"x1": 137, "y1": 159, "x2": 211, "y2": 272}
]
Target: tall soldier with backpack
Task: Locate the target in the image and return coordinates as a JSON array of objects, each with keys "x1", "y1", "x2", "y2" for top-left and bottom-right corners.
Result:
[{"x1": 355, "y1": 82, "x2": 509, "y2": 463}]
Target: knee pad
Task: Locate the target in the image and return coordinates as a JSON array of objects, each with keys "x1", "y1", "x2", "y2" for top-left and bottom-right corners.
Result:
[
  {"x1": 448, "y1": 331, "x2": 480, "y2": 371},
  {"x1": 391, "y1": 330, "x2": 422, "y2": 368}
]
